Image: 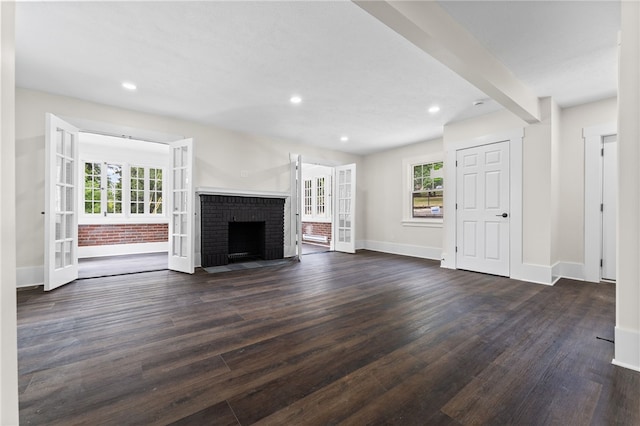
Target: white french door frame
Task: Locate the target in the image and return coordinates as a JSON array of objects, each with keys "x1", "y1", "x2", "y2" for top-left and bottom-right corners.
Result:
[
  {"x1": 44, "y1": 114, "x2": 80, "y2": 291},
  {"x1": 333, "y1": 163, "x2": 357, "y2": 254},
  {"x1": 167, "y1": 138, "x2": 195, "y2": 274},
  {"x1": 584, "y1": 123, "x2": 617, "y2": 283},
  {"x1": 443, "y1": 129, "x2": 525, "y2": 280}
]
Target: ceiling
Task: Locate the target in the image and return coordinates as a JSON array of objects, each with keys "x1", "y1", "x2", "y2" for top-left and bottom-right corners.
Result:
[{"x1": 15, "y1": 1, "x2": 620, "y2": 155}]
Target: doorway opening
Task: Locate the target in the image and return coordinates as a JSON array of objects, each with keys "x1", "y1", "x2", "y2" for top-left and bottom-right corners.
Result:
[
  {"x1": 77, "y1": 132, "x2": 170, "y2": 279},
  {"x1": 300, "y1": 163, "x2": 333, "y2": 255}
]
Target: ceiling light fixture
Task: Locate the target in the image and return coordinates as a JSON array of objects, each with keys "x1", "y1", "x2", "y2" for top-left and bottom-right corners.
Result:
[
  {"x1": 340, "y1": 136, "x2": 349, "y2": 142},
  {"x1": 428, "y1": 106, "x2": 440, "y2": 114},
  {"x1": 290, "y1": 95, "x2": 302, "y2": 104},
  {"x1": 122, "y1": 81, "x2": 137, "y2": 91}
]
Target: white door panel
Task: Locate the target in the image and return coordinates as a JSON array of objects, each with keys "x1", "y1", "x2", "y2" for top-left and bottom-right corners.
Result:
[
  {"x1": 45, "y1": 114, "x2": 79, "y2": 291},
  {"x1": 456, "y1": 142, "x2": 510, "y2": 276},
  {"x1": 168, "y1": 138, "x2": 194, "y2": 273},
  {"x1": 333, "y1": 163, "x2": 356, "y2": 254},
  {"x1": 602, "y1": 135, "x2": 617, "y2": 281}
]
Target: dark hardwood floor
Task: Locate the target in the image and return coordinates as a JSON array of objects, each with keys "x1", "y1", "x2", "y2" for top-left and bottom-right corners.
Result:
[
  {"x1": 78, "y1": 252, "x2": 168, "y2": 279},
  {"x1": 17, "y1": 250, "x2": 639, "y2": 425}
]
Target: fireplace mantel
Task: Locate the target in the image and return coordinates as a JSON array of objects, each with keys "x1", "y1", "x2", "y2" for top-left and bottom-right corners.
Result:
[{"x1": 196, "y1": 187, "x2": 289, "y2": 199}]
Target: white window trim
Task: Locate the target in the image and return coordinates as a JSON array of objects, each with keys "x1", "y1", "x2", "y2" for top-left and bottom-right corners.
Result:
[
  {"x1": 80, "y1": 159, "x2": 167, "y2": 223},
  {"x1": 402, "y1": 154, "x2": 444, "y2": 228},
  {"x1": 301, "y1": 175, "x2": 332, "y2": 223}
]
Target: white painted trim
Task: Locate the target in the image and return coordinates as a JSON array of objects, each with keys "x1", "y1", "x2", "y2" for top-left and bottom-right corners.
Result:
[
  {"x1": 443, "y1": 129, "x2": 530, "y2": 282},
  {"x1": 584, "y1": 123, "x2": 617, "y2": 283},
  {"x1": 196, "y1": 187, "x2": 289, "y2": 199},
  {"x1": 401, "y1": 154, "x2": 444, "y2": 224},
  {"x1": 613, "y1": 327, "x2": 640, "y2": 372},
  {"x1": 511, "y1": 263, "x2": 554, "y2": 286},
  {"x1": 401, "y1": 220, "x2": 443, "y2": 228},
  {"x1": 363, "y1": 240, "x2": 441, "y2": 260},
  {"x1": 552, "y1": 262, "x2": 585, "y2": 282},
  {"x1": 78, "y1": 217, "x2": 169, "y2": 225},
  {"x1": 17, "y1": 266, "x2": 44, "y2": 288},
  {"x1": 78, "y1": 242, "x2": 168, "y2": 258}
]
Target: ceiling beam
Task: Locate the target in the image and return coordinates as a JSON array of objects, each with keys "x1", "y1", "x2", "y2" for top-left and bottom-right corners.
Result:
[{"x1": 354, "y1": 0, "x2": 541, "y2": 124}]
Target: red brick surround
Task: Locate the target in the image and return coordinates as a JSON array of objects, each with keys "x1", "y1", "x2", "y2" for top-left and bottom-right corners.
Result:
[
  {"x1": 302, "y1": 221, "x2": 332, "y2": 245},
  {"x1": 78, "y1": 224, "x2": 168, "y2": 247}
]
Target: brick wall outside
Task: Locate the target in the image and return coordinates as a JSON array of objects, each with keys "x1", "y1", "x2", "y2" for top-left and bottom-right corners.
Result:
[
  {"x1": 78, "y1": 224, "x2": 168, "y2": 247},
  {"x1": 302, "y1": 221, "x2": 332, "y2": 245}
]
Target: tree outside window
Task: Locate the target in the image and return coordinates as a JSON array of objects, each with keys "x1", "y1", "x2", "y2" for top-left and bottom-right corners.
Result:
[{"x1": 412, "y1": 162, "x2": 443, "y2": 218}]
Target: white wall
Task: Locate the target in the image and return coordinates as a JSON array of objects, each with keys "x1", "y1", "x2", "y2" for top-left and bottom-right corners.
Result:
[
  {"x1": 15, "y1": 88, "x2": 362, "y2": 285},
  {"x1": 557, "y1": 97, "x2": 617, "y2": 264},
  {"x1": 1, "y1": 2, "x2": 18, "y2": 424},
  {"x1": 361, "y1": 137, "x2": 443, "y2": 259},
  {"x1": 615, "y1": 0, "x2": 640, "y2": 372}
]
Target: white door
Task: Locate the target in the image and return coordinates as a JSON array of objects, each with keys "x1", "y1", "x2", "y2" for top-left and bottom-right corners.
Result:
[
  {"x1": 289, "y1": 154, "x2": 303, "y2": 260},
  {"x1": 333, "y1": 163, "x2": 356, "y2": 254},
  {"x1": 601, "y1": 135, "x2": 617, "y2": 281},
  {"x1": 456, "y1": 142, "x2": 510, "y2": 276},
  {"x1": 44, "y1": 114, "x2": 79, "y2": 291},
  {"x1": 168, "y1": 138, "x2": 194, "y2": 273}
]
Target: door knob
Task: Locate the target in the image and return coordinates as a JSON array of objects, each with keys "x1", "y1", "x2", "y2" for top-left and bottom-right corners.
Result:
[{"x1": 496, "y1": 213, "x2": 508, "y2": 218}]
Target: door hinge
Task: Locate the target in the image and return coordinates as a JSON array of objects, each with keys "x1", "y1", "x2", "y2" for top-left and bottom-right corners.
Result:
[
  {"x1": 455, "y1": 246, "x2": 458, "y2": 253},
  {"x1": 455, "y1": 203, "x2": 458, "y2": 210},
  {"x1": 601, "y1": 148, "x2": 604, "y2": 156},
  {"x1": 455, "y1": 160, "x2": 458, "y2": 167},
  {"x1": 600, "y1": 259, "x2": 603, "y2": 267},
  {"x1": 600, "y1": 203, "x2": 604, "y2": 212}
]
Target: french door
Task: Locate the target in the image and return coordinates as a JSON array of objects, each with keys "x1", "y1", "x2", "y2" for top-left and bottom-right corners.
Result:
[
  {"x1": 44, "y1": 114, "x2": 79, "y2": 291},
  {"x1": 168, "y1": 138, "x2": 194, "y2": 273},
  {"x1": 601, "y1": 135, "x2": 617, "y2": 281},
  {"x1": 456, "y1": 142, "x2": 510, "y2": 276},
  {"x1": 333, "y1": 163, "x2": 357, "y2": 254}
]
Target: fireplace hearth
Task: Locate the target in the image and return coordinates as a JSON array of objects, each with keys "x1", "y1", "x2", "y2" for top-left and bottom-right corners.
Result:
[{"x1": 200, "y1": 195, "x2": 285, "y2": 267}]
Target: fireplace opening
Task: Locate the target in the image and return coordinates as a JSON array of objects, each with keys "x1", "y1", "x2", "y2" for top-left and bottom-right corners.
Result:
[
  {"x1": 200, "y1": 194, "x2": 285, "y2": 267},
  {"x1": 228, "y1": 221, "x2": 265, "y2": 263}
]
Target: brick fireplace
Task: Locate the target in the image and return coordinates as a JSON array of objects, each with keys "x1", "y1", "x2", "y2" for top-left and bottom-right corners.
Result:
[{"x1": 200, "y1": 194, "x2": 285, "y2": 267}]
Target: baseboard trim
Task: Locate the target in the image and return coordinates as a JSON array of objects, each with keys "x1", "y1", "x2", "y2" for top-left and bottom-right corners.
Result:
[
  {"x1": 78, "y1": 242, "x2": 168, "y2": 258},
  {"x1": 552, "y1": 261, "x2": 585, "y2": 281},
  {"x1": 613, "y1": 327, "x2": 640, "y2": 372},
  {"x1": 17, "y1": 266, "x2": 44, "y2": 288},
  {"x1": 362, "y1": 240, "x2": 441, "y2": 260},
  {"x1": 511, "y1": 262, "x2": 554, "y2": 285}
]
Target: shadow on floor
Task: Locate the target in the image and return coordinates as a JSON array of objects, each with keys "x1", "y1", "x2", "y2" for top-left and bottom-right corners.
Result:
[{"x1": 78, "y1": 252, "x2": 168, "y2": 279}]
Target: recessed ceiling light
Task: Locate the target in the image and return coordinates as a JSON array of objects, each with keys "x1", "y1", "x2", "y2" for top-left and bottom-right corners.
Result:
[
  {"x1": 290, "y1": 95, "x2": 302, "y2": 104},
  {"x1": 122, "y1": 81, "x2": 137, "y2": 91},
  {"x1": 340, "y1": 136, "x2": 349, "y2": 142},
  {"x1": 428, "y1": 106, "x2": 440, "y2": 114}
]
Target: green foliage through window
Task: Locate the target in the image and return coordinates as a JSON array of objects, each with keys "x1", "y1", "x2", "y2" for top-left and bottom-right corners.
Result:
[{"x1": 412, "y1": 161, "x2": 443, "y2": 218}]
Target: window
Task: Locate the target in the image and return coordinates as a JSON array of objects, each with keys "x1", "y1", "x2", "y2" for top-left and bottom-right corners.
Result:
[
  {"x1": 412, "y1": 162, "x2": 443, "y2": 218},
  {"x1": 84, "y1": 162, "x2": 101, "y2": 214},
  {"x1": 304, "y1": 179, "x2": 313, "y2": 215},
  {"x1": 106, "y1": 164, "x2": 123, "y2": 214},
  {"x1": 301, "y1": 173, "x2": 331, "y2": 221},
  {"x1": 83, "y1": 162, "x2": 164, "y2": 217},
  {"x1": 316, "y1": 177, "x2": 325, "y2": 215},
  {"x1": 149, "y1": 168, "x2": 163, "y2": 215},
  {"x1": 130, "y1": 166, "x2": 145, "y2": 214},
  {"x1": 402, "y1": 156, "x2": 444, "y2": 226}
]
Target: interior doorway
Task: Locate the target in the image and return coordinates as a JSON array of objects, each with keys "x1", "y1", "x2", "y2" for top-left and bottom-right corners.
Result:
[
  {"x1": 76, "y1": 132, "x2": 170, "y2": 279},
  {"x1": 300, "y1": 162, "x2": 333, "y2": 255}
]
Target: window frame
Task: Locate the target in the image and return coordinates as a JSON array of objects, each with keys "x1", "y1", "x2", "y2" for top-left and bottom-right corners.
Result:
[
  {"x1": 402, "y1": 155, "x2": 444, "y2": 228},
  {"x1": 301, "y1": 173, "x2": 331, "y2": 223},
  {"x1": 81, "y1": 159, "x2": 166, "y2": 221}
]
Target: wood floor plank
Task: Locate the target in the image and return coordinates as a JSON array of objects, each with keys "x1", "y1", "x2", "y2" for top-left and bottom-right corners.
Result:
[{"x1": 17, "y1": 250, "x2": 639, "y2": 425}]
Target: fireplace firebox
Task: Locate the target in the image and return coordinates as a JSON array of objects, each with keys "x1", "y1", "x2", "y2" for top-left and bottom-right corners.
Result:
[{"x1": 200, "y1": 195, "x2": 285, "y2": 267}]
